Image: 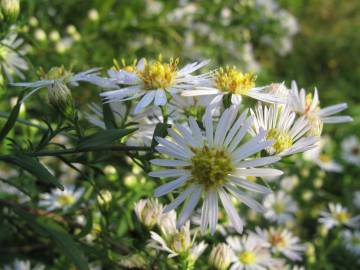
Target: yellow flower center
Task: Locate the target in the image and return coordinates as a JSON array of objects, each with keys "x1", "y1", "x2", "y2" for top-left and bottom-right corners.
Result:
[
  {"x1": 239, "y1": 251, "x2": 256, "y2": 265},
  {"x1": 190, "y1": 146, "x2": 234, "y2": 190},
  {"x1": 214, "y1": 66, "x2": 256, "y2": 95},
  {"x1": 335, "y1": 211, "x2": 350, "y2": 223},
  {"x1": 273, "y1": 202, "x2": 285, "y2": 214},
  {"x1": 319, "y1": 154, "x2": 331, "y2": 163},
  {"x1": 138, "y1": 58, "x2": 178, "y2": 90},
  {"x1": 266, "y1": 128, "x2": 293, "y2": 154},
  {"x1": 306, "y1": 113, "x2": 323, "y2": 137},
  {"x1": 57, "y1": 194, "x2": 75, "y2": 206},
  {"x1": 269, "y1": 233, "x2": 286, "y2": 248}
]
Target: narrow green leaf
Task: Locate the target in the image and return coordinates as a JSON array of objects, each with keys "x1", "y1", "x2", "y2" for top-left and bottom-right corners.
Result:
[
  {"x1": 0, "y1": 154, "x2": 63, "y2": 190},
  {"x1": 11, "y1": 206, "x2": 89, "y2": 270},
  {"x1": 0, "y1": 96, "x2": 22, "y2": 143},
  {"x1": 77, "y1": 128, "x2": 136, "y2": 150},
  {"x1": 102, "y1": 103, "x2": 117, "y2": 129},
  {"x1": 151, "y1": 123, "x2": 170, "y2": 149}
]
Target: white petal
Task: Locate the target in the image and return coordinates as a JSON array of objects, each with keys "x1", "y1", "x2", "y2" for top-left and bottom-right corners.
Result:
[
  {"x1": 149, "y1": 169, "x2": 188, "y2": 178},
  {"x1": 219, "y1": 188, "x2": 243, "y2": 233},
  {"x1": 154, "y1": 175, "x2": 189, "y2": 197},
  {"x1": 318, "y1": 103, "x2": 348, "y2": 117},
  {"x1": 134, "y1": 91, "x2": 156, "y2": 113},
  {"x1": 235, "y1": 168, "x2": 283, "y2": 177},
  {"x1": 235, "y1": 156, "x2": 281, "y2": 168},
  {"x1": 228, "y1": 176, "x2": 272, "y2": 194},
  {"x1": 154, "y1": 89, "x2": 167, "y2": 106},
  {"x1": 226, "y1": 185, "x2": 266, "y2": 212},
  {"x1": 163, "y1": 186, "x2": 195, "y2": 213},
  {"x1": 150, "y1": 159, "x2": 191, "y2": 167},
  {"x1": 177, "y1": 187, "x2": 202, "y2": 228}
]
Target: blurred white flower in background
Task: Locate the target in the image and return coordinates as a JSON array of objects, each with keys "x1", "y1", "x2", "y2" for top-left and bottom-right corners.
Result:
[
  {"x1": 3, "y1": 259, "x2": 44, "y2": 270},
  {"x1": 341, "y1": 230, "x2": 360, "y2": 256},
  {"x1": 341, "y1": 136, "x2": 360, "y2": 166},
  {"x1": 319, "y1": 203, "x2": 360, "y2": 229},
  {"x1": 304, "y1": 136, "x2": 343, "y2": 172},
  {"x1": 85, "y1": 103, "x2": 160, "y2": 147},
  {"x1": 0, "y1": 33, "x2": 28, "y2": 82},
  {"x1": 253, "y1": 227, "x2": 305, "y2": 261},
  {"x1": 39, "y1": 185, "x2": 84, "y2": 211},
  {"x1": 226, "y1": 234, "x2": 276, "y2": 270},
  {"x1": 264, "y1": 191, "x2": 298, "y2": 224}
]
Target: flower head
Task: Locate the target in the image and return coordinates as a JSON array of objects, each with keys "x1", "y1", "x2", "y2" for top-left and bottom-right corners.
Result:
[
  {"x1": 263, "y1": 191, "x2": 298, "y2": 224},
  {"x1": 149, "y1": 105, "x2": 283, "y2": 234},
  {"x1": 39, "y1": 185, "x2": 84, "y2": 211},
  {"x1": 226, "y1": 234, "x2": 275, "y2": 270},
  {"x1": 254, "y1": 227, "x2": 305, "y2": 261},
  {"x1": 289, "y1": 81, "x2": 352, "y2": 136},
  {"x1": 250, "y1": 104, "x2": 318, "y2": 156},
  {"x1": 0, "y1": 33, "x2": 28, "y2": 83},
  {"x1": 341, "y1": 136, "x2": 360, "y2": 166},
  {"x1": 319, "y1": 203, "x2": 360, "y2": 229},
  {"x1": 182, "y1": 66, "x2": 285, "y2": 106},
  {"x1": 101, "y1": 57, "x2": 210, "y2": 113}
]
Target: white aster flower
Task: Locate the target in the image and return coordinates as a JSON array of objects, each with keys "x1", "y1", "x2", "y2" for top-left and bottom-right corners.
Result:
[
  {"x1": 134, "y1": 198, "x2": 163, "y2": 228},
  {"x1": 254, "y1": 227, "x2": 305, "y2": 261},
  {"x1": 149, "y1": 105, "x2": 283, "y2": 234},
  {"x1": 341, "y1": 136, "x2": 360, "y2": 166},
  {"x1": 3, "y1": 259, "x2": 44, "y2": 270},
  {"x1": 209, "y1": 243, "x2": 234, "y2": 270},
  {"x1": 226, "y1": 234, "x2": 274, "y2": 270},
  {"x1": 303, "y1": 137, "x2": 343, "y2": 172},
  {"x1": 264, "y1": 191, "x2": 298, "y2": 224},
  {"x1": 319, "y1": 203, "x2": 360, "y2": 229},
  {"x1": 289, "y1": 81, "x2": 352, "y2": 136},
  {"x1": 12, "y1": 66, "x2": 113, "y2": 102},
  {"x1": 39, "y1": 185, "x2": 84, "y2": 211},
  {"x1": 182, "y1": 66, "x2": 285, "y2": 106},
  {"x1": 341, "y1": 230, "x2": 360, "y2": 255},
  {"x1": 0, "y1": 33, "x2": 28, "y2": 82},
  {"x1": 280, "y1": 175, "x2": 299, "y2": 192},
  {"x1": 149, "y1": 210, "x2": 207, "y2": 262},
  {"x1": 249, "y1": 103, "x2": 318, "y2": 156},
  {"x1": 85, "y1": 103, "x2": 159, "y2": 147},
  {"x1": 100, "y1": 57, "x2": 209, "y2": 113}
]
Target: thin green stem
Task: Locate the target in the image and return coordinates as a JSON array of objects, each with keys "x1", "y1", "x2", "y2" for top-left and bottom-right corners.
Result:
[{"x1": 23, "y1": 145, "x2": 152, "y2": 157}]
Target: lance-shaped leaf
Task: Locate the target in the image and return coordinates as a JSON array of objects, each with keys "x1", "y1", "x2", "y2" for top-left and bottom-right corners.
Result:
[
  {"x1": 0, "y1": 154, "x2": 63, "y2": 190},
  {"x1": 11, "y1": 205, "x2": 89, "y2": 270},
  {"x1": 77, "y1": 128, "x2": 137, "y2": 150}
]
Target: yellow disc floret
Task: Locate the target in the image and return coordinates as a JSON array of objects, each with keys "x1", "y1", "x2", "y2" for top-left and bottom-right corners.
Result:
[
  {"x1": 239, "y1": 251, "x2": 256, "y2": 265},
  {"x1": 190, "y1": 146, "x2": 234, "y2": 190},
  {"x1": 57, "y1": 194, "x2": 75, "y2": 207},
  {"x1": 214, "y1": 66, "x2": 256, "y2": 95},
  {"x1": 335, "y1": 211, "x2": 350, "y2": 224},
  {"x1": 266, "y1": 128, "x2": 293, "y2": 154},
  {"x1": 138, "y1": 57, "x2": 178, "y2": 90}
]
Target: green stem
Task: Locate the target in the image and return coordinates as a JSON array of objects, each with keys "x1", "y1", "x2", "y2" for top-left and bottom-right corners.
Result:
[
  {"x1": 160, "y1": 105, "x2": 168, "y2": 124},
  {"x1": 14, "y1": 145, "x2": 152, "y2": 157}
]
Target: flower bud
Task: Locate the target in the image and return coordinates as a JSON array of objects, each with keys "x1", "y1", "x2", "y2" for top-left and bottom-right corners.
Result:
[
  {"x1": 48, "y1": 80, "x2": 75, "y2": 118},
  {"x1": 97, "y1": 190, "x2": 112, "y2": 205},
  {"x1": 134, "y1": 199, "x2": 163, "y2": 228},
  {"x1": 1, "y1": 0, "x2": 20, "y2": 23},
  {"x1": 209, "y1": 243, "x2": 232, "y2": 270}
]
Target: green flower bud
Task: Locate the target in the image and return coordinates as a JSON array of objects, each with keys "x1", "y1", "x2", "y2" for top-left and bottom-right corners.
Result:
[
  {"x1": 1, "y1": 0, "x2": 20, "y2": 23},
  {"x1": 47, "y1": 80, "x2": 75, "y2": 119}
]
